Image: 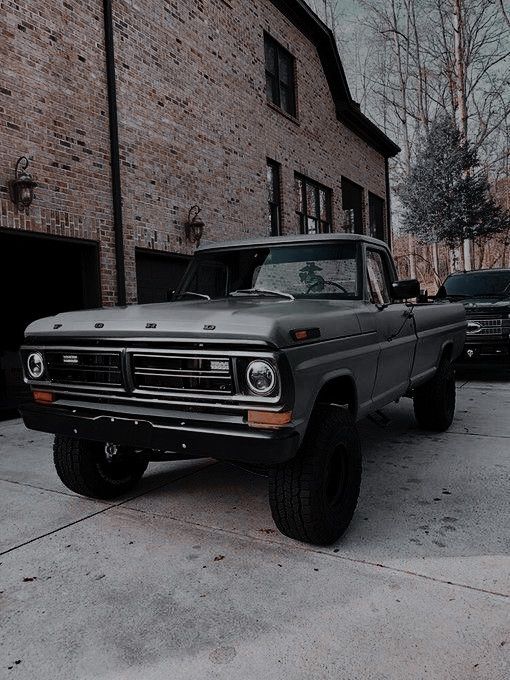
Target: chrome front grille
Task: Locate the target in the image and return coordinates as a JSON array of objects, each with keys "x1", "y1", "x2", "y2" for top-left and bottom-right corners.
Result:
[
  {"x1": 466, "y1": 318, "x2": 503, "y2": 336},
  {"x1": 45, "y1": 350, "x2": 122, "y2": 387},
  {"x1": 23, "y1": 343, "x2": 279, "y2": 408},
  {"x1": 131, "y1": 353, "x2": 233, "y2": 395}
]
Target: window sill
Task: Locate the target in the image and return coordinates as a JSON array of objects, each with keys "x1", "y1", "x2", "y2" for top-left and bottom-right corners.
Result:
[{"x1": 267, "y1": 101, "x2": 300, "y2": 126}]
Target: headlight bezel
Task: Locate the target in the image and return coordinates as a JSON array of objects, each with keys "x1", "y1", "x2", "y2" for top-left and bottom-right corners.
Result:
[
  {"x1": 26, "y1": 351, "x2": 46, "y2": 380},
  {"x1": 246, "y1": 359, "x2": 277, "y2": 396}
]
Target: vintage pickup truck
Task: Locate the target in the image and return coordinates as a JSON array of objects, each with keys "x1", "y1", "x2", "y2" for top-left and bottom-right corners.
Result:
[{"x1": 19, "y1": 234, "x2": 466, "y2": 545}]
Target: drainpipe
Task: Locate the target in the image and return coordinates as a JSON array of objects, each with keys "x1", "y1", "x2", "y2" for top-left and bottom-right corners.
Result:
[
  {"x1": 384, "y1": 157, "x2": 392, "y2": 250},
  {"x1": 103, "y1": 0, "x2": 126, "y2": 305}
]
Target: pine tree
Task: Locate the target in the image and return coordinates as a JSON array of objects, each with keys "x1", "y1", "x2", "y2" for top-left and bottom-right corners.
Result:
[{"x1": 400, "y1": 115, "x2": 510, "y2": 248}]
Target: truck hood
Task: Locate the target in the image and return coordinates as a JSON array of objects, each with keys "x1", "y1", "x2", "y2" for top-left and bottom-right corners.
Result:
[
  {"x1": 459, "y1": 298, "x2": 510, "y2": 314},
  {"x1": 25, "y1": 298, "x2": 363, "y2": 348}
]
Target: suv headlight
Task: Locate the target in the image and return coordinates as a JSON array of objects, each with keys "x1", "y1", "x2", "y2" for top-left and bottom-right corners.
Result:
[
  {"x1": 27, "y1": 352, "x2": 45, "y2": 380},
  {"x1": 246, "y1": 360, "x2": 276, "y2": 395}
]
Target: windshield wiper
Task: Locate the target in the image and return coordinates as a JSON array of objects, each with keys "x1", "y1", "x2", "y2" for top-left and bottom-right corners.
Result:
[
  {"x1": 175, "y1": 291, "x2": 211, "y2": 300},
  {"x1": 229, "y1": 288, "x2": 295, "y2": 301}
]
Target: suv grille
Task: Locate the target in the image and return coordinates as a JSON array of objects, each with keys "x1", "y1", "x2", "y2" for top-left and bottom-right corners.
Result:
[
  {"x1": 45, "y1": 351, "x2": 122, "y2": 386},
  {"x1": 131, "y1": 353, "x2": 233, "y2": 395},
  {"x1": 466, "y1": 318, "x2": 503, "y2": 336}
]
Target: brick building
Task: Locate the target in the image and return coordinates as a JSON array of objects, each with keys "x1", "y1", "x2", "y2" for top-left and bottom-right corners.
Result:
[{"x1": 0, "y1": 0, "x2": 398, "y2": 410}]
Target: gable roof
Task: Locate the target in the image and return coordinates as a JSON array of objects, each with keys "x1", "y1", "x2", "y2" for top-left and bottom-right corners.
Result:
[{"x1": 269, "y1": 0, "x2": 400, "y2": 158}]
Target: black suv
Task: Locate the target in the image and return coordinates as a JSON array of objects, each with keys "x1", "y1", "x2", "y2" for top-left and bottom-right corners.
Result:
[{"x1": 438, "y1": 269, "x2": 510, "y2": 362}]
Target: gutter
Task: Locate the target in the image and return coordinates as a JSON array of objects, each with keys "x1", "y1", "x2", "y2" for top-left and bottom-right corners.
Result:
[{"x1": 103, "y1": 0, "x2": 127, "y2": 306}]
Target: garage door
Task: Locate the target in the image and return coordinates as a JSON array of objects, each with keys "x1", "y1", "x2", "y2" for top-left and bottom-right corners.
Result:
[
  {"x1": 136, "y1": 249, "x2": 191, "y2": 304},
  {"x1": 0, "y1": 231, "x2": 101, "y2": 416}
]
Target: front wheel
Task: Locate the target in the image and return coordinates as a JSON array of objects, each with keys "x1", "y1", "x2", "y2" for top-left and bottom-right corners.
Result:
[
  {"x1": 413, "y1": 358, "x2": 456, "y2": 431},
  {"x1": 53, "y1": 436, "x2": 148, "y2": 499},
  {"x1": 268, "y1": 405, "x2": 362, "y2": 545}
]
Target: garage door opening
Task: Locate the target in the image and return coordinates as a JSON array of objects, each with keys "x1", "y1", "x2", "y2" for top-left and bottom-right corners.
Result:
[
  {"x1": 136, "y1": 249, "x2": 191, "y2": 304},
  {"x1": 0, "y1": 231, "x2": 101, "y2": 417}
]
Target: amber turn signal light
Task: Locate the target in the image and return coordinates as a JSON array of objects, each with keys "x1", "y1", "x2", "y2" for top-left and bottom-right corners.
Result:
[
  {"x1": 290, "y1": 327, "x2": 321, "y2": 342},
  {"x1": 33, "y1": 390, "x2": 55, "y2": 404},
  {"x1": 247, "y1": 410, "x2": 292, "y2": 429}
]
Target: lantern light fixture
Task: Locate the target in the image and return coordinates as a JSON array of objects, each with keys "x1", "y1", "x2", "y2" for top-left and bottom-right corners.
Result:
[
  {"x1": 185, "y1": 205, "x2": 205, "y2": 246},
  {"x1": 9, "y1": 156, "x2": 37, "y2": 213}
]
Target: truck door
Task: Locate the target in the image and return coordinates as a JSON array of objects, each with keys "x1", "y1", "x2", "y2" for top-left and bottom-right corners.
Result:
[{"x1": 366, "y1": 248, "x2": 416, "y2": 405}]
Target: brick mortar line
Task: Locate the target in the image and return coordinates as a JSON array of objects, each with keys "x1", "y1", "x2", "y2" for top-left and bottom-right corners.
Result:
[{"x1": 121, "y1": 504, "x2": 510, "y2": 600}]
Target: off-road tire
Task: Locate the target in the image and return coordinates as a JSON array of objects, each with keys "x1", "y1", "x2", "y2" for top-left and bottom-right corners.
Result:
[
  {"x1": 53, "y1": 436, "x2": 148, "y2": 499},
  {"x1": 413, "y1": 358, "x2": 456, "y2": 431},
  {"x1": 268, "y1": 405, "x2": 362, "y2": 545}
]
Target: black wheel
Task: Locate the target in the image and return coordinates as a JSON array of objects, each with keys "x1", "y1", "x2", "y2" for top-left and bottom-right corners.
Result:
[
  {"x1": 413, "y1": 358, "x2": 456, "y2": 431},
  {"x1": 268, "y1": 405, "x2": 362, "y2": 545},
  {"x1": 53, "y1": 436, "x2": 148, "y2": 499}
]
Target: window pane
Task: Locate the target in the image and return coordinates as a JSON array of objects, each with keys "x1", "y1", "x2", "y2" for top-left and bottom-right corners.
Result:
[
  {"x1": 280, "y1": 85, "x2": 290, "y2": 114},
  {"x1": 267, "y1": 164, "x2": 275, "y2": 203},
  {"x1": 367, "y1": 251, "x2": 391, "y2": 305},
  {"x1": 306, "y1": 183, "x2": 317, "y2": 217},
  {"x1": 319, "y1": 190, "x2": 329, "y2": 220},
  {"x1": 307, "y1": 217, "x2": 318, "y2": 234},
  {"x1": 264, "y1": 39, "x2": 277, "y2": 75},
  {"x1": 295, "y1": 177, "x2": 303, "y2": 213},
  {"x1": 278, "y1": 52, "x2": 292, "y2": 86},
  {"x1": 266, "y1": 73, "x2": 278, "y2": 105}
]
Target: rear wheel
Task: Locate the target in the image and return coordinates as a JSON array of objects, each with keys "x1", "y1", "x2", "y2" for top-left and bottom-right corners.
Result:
[
  {"x1": 413, "y1": 358, "x2": 456, "y2": 431},
  {"x1": 53, "y1": 436, "x2": 148, "y2": 499},
  {"x1": 268, "y1": 405, "x2": 361, "y2": 545}
]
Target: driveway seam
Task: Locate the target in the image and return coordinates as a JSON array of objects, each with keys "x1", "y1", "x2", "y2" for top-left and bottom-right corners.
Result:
[
  {"x1": 0, "y1": 477, "x2": 105, "y2": 500},
  {"x1": 121, "y1": 504, "x2": 510, "y2": 600},
  {"x1": 0, "y1": 462, "x2": 217, "y2": 557}
]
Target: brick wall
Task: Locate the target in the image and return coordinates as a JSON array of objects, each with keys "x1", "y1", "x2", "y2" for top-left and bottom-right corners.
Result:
[{"x1": 1, "y1": 0, "x2": 389, "y2": 305}]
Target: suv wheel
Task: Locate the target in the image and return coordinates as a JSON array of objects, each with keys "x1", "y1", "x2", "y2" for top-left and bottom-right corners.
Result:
[
  {"x1": 53, "y1": 436, "x2": 148, "y2": 499},
  {"x1": 413, "y1": 358, "x2": 456, "y2": 431},
  {"x1": 268, "y1": 405, "x2": 362, "y2": 545}
]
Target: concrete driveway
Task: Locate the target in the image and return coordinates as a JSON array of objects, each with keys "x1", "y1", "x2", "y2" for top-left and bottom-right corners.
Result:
[{"x1": 1, "y1": 379, "x2": 509, "y2": 680}]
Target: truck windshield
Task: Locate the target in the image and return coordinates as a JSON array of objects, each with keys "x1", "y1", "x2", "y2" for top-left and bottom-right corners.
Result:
[
  {"x1": 441, "y1": 271, "x2": 510, "y2": 298},
  {"x1": 176, "y1": 242, "x2": 361, "y2": 300}
]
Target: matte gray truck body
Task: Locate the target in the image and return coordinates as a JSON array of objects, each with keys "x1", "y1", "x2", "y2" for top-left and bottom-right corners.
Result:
[{"x1": 20, "y1": 233, "x2": 466, "y2": 459}]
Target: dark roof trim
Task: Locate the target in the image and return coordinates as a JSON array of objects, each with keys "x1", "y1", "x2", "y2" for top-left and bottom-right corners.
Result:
[{"x1": 269, "y1": 0, "x2": 400, "y2": 158}]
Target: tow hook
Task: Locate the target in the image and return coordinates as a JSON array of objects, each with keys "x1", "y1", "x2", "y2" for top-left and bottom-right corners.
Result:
[{"x1": 105, "y1": 443, "x2": 119, "y2": 461}]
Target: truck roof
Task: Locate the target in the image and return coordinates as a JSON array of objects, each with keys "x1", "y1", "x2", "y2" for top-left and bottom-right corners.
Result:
[
  {"x1": 447, "y1": 268, "x2": 510, "y2": 276},
  {"x1": 197, "y1": 232, "x2": 389, "y2": 252}
]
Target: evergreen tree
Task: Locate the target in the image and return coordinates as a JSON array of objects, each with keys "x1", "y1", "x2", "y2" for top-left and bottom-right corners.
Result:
[{"x1": 400, "y1": 115, "x2": 510, "y2": 248}]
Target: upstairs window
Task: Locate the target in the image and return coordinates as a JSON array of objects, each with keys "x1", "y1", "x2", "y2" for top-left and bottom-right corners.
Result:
[
  {"x1": 267, "y1": 159, "x2": 282, "y2": 236},
  {"x1": 264, "y1": 34, "x2": 296, "y2": 117},
  {"x1": 295, "y1": 174, "x2": 332, "y2": 235}
]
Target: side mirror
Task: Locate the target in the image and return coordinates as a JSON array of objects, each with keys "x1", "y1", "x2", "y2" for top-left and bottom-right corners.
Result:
[
  {"x1": 391, "y1": 278, "x2": 420, "y2": 300},
  {"x1": 417, "y1": 288, "x2": 429, "y2": 303}
]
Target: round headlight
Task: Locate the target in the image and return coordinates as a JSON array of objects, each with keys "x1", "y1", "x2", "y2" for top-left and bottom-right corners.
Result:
[
  {"x1": 246, "y1": 360, "x2": 276, "y2": 395},
  {"x1": 27, "y1": 352, "x2": 45, "y2": 379}
]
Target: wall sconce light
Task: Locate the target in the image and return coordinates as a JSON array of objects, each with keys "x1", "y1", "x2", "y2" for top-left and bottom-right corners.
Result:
[
  {"x1": 9, "y1": 156, "x2": 37, "y2": 213},
  {"x1": 185, "y1": 205, "x2": 205, "y2": 246}
]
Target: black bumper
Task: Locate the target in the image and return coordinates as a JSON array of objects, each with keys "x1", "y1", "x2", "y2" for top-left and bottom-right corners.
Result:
[
  {"x1": 459, "y1": 338, "x2": 510, "y2": 362},
  {"x1": 19, "y1": 402, "x2": 300, "y2": 464}
]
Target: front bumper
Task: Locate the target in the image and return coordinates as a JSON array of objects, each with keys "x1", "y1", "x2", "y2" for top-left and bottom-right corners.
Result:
[
  {"x1": 459, "y1": 338, "x2": 510, "y2": 362},
  {"x1": 19, "y1": 401, "x2": 300, "y2": 464}
]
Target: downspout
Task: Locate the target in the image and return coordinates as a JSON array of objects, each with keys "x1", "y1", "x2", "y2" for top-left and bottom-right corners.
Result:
[
  {"x1": 103, "y1": 0, "x2": 126, "y2": 306},
  {"x1": 384, "y1": 157, "x2": 392, "y2": 250}
]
